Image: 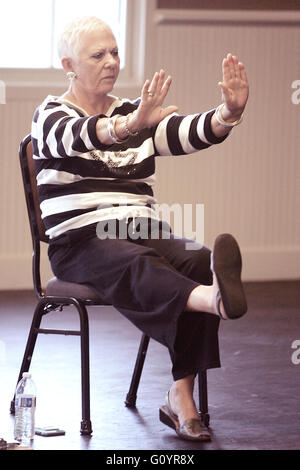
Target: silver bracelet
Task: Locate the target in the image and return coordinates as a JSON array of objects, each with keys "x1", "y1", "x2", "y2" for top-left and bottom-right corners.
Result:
[
  {"x1": 124, "y1": 111, "x2": 139, "y2": 137},
  {"x1": 215, "y1": 104, "x2": 243, "y2": 127},
  {"x1": 107, "y1": 114, "x2": 126, "y2": 144}
]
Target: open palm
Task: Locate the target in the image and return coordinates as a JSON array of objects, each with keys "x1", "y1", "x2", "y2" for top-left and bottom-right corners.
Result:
[
  {"x1": 218, "y1": 53, "x2": 249, "y2": 117},
  {"x1": 134, "y1": 70, "x2": 178, "y2": 129}
]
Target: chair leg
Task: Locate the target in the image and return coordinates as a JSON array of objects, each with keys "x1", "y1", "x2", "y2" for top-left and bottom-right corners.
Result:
[
  {"x1": 198, "y1": 370, "x2": 210, "y2": 427},
  {"x1": 125, "y1": 334, "x2": 150, "y2": 407},
  {"x1": 73, "y1": 299, "x2": 92, "y2": 435},
  {"x1": 10, "y1": 301, "x2": 44, "y2": 414},
  {"x1": 10, "y1": 297, "x2": 93, "y2": 435}
]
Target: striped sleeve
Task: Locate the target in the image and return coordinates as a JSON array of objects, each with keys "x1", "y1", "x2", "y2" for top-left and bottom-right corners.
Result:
[
  {"x1": 31, "y1": 100, "x2": 111, "y2": 159},
  {"x1": 153, "y1": 109, "x2": 229, "y2": 156}
]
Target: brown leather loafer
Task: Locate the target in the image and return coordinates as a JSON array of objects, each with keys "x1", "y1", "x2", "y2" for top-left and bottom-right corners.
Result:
[
  {"x1": 211, "y1": 233, "x2": 248, "y2": 320},
  {"x1": 159, "y1": 392, "x2": 211, "y2": 442}
]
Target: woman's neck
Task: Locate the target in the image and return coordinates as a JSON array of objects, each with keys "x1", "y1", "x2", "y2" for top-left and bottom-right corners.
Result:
[{"x1": 60, "y1": 86, "x2": 115, "y2": 116}]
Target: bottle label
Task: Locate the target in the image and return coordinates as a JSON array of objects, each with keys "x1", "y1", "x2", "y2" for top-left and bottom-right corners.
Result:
[{"x1": 15, "y1": 397, "x2": 36, "y2": 408}]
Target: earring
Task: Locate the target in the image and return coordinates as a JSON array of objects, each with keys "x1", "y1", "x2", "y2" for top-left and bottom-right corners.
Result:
[{"x1": 66, "y1": 71, "x2": 76, "y2": 81}]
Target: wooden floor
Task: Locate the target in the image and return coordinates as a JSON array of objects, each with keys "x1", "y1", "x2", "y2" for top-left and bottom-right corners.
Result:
[{"x1": 0, "y1": 281, "x2": 299, "y2": 451}]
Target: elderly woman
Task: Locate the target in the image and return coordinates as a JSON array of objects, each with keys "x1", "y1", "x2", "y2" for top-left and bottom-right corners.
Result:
[{"x1": 32, "y1": 16, "x2": 249, "y2": 441}]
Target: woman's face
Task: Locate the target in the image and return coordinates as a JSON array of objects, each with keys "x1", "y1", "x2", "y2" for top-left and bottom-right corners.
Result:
[{"x1": 71, "y1": 26, "x2": 120, "y2": 97}]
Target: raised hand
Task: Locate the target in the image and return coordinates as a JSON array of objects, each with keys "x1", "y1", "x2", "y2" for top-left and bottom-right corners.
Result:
[
  {"x1": 218, "y1": 53, "x2": 249, "y2": 119},
  {"x1": 130, "y1": 70, "x2": 178, "y2": 131}
]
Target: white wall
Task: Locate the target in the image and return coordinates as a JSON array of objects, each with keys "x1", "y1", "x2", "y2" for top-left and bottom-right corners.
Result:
[
  {"x1": 145, "y1": 3, "x2": 300, "y2": 281},
  {"x1": 0, "y1": 1, "x2": 299, "y2": 289}
]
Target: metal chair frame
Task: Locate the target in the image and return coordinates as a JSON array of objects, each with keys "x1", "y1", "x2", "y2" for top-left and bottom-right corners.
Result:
[{"x1": 10, "y1": 134, "x2": 210, "y2": 434}]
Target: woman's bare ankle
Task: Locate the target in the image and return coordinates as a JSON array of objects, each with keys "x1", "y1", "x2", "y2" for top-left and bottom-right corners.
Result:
[
  {"x1": 185, "y1": 277, "x2": 228, "y2": 318},
  {"x1": 169, "y1": 376, "x2": 199, "y2": 422},
  {"x1": 186, "y1": 285, "x2": 216, "y2": 314}
]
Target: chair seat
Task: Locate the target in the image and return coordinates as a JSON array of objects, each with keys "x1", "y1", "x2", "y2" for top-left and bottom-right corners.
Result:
[{"x1": 46, "y1": 277, "x2": 106, "y2": 304}]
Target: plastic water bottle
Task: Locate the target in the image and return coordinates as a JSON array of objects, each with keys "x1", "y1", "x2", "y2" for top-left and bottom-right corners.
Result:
[{"x1": 14, "y1": 372, "x2": 36, "y2": 446}]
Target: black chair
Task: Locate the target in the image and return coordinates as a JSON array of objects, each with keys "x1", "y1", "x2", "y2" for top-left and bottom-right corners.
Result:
[{"x1": 10, "y1": 134, "x2": 210, "y2": 434}]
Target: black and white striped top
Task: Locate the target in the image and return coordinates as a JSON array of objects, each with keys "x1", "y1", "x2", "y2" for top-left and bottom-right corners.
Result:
[{"x1": 31, "y1": 95, "x2": 228, "y2": 239}]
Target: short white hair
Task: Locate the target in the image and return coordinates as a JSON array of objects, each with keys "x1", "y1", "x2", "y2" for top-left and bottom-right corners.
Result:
[{"x1": 57, "y1": 16, "x2": 113, "y2": 60}]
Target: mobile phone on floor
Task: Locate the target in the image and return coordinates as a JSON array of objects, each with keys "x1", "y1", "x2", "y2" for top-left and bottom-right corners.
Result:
[{"x1": 35, "y1": 427, "x2": 65, "y2": 437}]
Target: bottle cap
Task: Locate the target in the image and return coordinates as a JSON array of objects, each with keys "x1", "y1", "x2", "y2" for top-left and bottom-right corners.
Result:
[{"x1": 22, "y1": 372, "x2": 32, "y2": 378}]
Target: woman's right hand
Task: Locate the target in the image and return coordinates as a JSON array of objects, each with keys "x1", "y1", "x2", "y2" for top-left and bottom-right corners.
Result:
[
  {"x1": 97, "y1": 70, "x2": 178, "y2": 145},
  {"x1": 128, "y1": 69, "x2": 178, "y2": 132}
]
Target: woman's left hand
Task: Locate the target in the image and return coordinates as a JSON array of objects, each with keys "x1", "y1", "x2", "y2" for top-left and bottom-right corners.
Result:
[{"x1": 218, "y1": 53, "x2": 249, "y2": 120}]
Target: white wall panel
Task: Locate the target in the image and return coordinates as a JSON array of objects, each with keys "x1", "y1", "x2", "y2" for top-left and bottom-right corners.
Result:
[{"x1": 146, "y1": 6, "x2": 300, "y2": 280}]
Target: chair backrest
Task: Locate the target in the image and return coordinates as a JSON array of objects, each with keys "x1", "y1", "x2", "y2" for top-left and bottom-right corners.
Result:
[
  {"x1": 19, "y1": 135, "x2": 49, "y2": 297},
  {"x1": 19, "y1": 134, "x2": 49, "y2": 244}
]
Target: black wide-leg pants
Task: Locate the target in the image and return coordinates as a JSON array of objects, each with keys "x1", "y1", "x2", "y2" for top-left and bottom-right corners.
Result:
[{"x1": 48, "y1": 219, "x2": 221, "y2": 380}]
